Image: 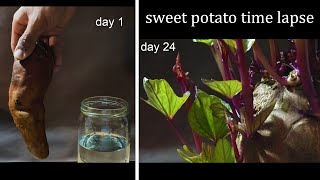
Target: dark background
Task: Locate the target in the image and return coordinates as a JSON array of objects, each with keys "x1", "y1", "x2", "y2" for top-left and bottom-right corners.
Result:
[
  {"x1": 0, "y1": 6, "x2": 135, "y2": 161},
  {"x1": 139, "y1": 39, "x2": 289, "y2": 162},
  {"x1": 139, "y1": 7, "x2": 320, "y2": 38},
  {"x1": 139, "y1": 39, "x2": 218, "y2": 162}
]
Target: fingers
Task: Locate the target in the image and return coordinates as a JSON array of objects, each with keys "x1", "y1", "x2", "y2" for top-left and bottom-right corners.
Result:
[
  {"x1": 14, "y1": 17, "x2": 44, "y2": 60},
  {"x1": 49, "y1": 36, "x2": 62, "y2": 72},
  {"x1": 11, "y1": 6, "x2": 72, "y2": 66},
  {"x1": 12, "y1": 7, "x2": 45, "y2": 60},
  {"x1": 11, "y1": 8, "x2": 28, "y2": 53}
]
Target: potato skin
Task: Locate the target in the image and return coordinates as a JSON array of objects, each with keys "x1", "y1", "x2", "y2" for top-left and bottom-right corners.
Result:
[
  {"x1": 8, "y1": 41, "x2": 54, "y2": 159},
  {"x1": 239, "y1": 83, "x2": 320, "y2": 162}
]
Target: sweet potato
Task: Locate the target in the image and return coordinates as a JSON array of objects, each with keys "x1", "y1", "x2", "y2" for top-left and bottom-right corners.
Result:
[
  {"x1": 238, "y1": 83, "x2": 320, "y2": 162},
  {"x1": 8, "y1": 40, "x2": 54, "y2": 159}
]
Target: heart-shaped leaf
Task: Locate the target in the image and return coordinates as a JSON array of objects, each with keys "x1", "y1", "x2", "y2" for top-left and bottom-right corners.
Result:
[
  {"x1": 212, "y1": 138, "x2": 235, "y2": 163},
  {"x1": 188, "y1": 90, "x2": 229, "y2": 141},
  {"x1": 202, "y1": 79, "x2": 242, "y2": 98},
  {"x1": 210, "y1": 102, "x2": 227, "y2": 119},
  {"x1": 142, "y1": 77, "x2": 190, "y2": 119}
]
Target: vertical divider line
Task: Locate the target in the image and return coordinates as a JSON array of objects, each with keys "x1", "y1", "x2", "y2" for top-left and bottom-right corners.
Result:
[{"x1": 135, "y1": 0, "x2": 140, "y2": 179}]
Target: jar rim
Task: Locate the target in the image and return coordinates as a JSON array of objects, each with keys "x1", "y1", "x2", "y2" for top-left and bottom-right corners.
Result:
[{"x1": 80, "y1": 96, "x2": 129, "y2": 117}]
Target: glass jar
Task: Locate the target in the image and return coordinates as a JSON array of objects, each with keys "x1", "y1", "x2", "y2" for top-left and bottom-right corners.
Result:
[{"x1": 78, "y1": 96, "x2": 130, "y2": 163}]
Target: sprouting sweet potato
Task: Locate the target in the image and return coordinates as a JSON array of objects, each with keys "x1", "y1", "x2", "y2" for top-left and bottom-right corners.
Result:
[
  {"x1": 8, "y1": 40, "x2": 54, "y2": 159},
  {"x1": 238, "y1": 83, "x2": 320, "y2": 162}
]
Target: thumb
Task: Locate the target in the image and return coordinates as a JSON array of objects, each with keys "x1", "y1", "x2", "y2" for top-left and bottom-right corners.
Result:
[{"x1": 14, "y1": 19, "x2": 43, "y2": 60}]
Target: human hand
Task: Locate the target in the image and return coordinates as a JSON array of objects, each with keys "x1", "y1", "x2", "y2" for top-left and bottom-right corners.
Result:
[{"x1": 11, "y1": 6, "x2": 75, "y2": 71}]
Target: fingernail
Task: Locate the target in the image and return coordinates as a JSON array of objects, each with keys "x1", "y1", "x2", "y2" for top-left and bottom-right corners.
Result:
[{"x1": 14, "y1": 49, "x2": 25, "y2": 60}]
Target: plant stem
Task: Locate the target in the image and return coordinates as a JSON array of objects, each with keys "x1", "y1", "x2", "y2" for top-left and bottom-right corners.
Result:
[
  {"x1": 191, "y1": 133, "x2": 202, "y2": 153},
  {"x1": 218, "y1": 40, "x2": 233, "y2": 80},
  {"x1": 228, "y1": 121, "x2": 241, "y2": 162},
  {"x1": 227, "y1": 99, "x2": 240, "y2": 122},
  {"x1": 308, "y1": 40, "x2": 320, "y2": 79},
  {"x1": 214, "y1": 40, "x2": 242, "y2": 161},
  {"x1": 210, "y1": 42, "x2": 225, "y2": 78},
  {"x1": 295, "y1": 39, "x2": 320, "y2": 117},
  {"x1": 236, "y1": 39, "x2": 254, "y2": 137},
  {"x1": 216, "y1": 40, "x2": 241, "y2": 115},
  {"x1": 173, "y1": 53, "x2": 202, "y2": 153},
  {"x1": 182, "y1": 83, "x2": 202, "y2": 153},
  {"x1": 168, "y1": 118, "x2": 190, "y2": 146},
  {"x1": 182, "y1": 81, "x2": 202, "y2": 153},
  {"x1": 269, "y1": 39, "x2": 280, "y2": 68},
  {"x1": 253, "y1": 43, "x2": 288, "y2": 86}
]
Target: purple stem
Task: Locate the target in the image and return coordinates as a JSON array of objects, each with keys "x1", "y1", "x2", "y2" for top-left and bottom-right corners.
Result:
[
  {"x1": 295, "y1": 39, "x2": 320, "y2": 117},
  {"x1": 168, "y1": 118, "x2": 190, "y2": 147},
  {"x1": 173, "y1": 53, "x2": 202, "y2": 153},
  {"x1": 185, "y1": 92, "x2": 202, "y2": 153},
  {"x1": 183, "y1": 84, "x2": 202, "y2": 153},
  {"x1": 220, "y1": 44, "x2": 233, "y2": 80},
  {"x1": 253, "y1": 43, "x2": 288, "y2": 86},
  {"x1": 269, "y1": 39, "x2": 280, "y2": 68},
  {"x1": 191, "y1": 132, "x2": 202, "y2": 153},
  {"x1": 217, "y1": 40, "x2": 241, "y2": 116},
  {"x1": 210, "y1": 44, "x2": 225, "y2": 78},
  {"x1": 227, "y1": 99, "x2": 240, "y2": 122},
  {"x1": 236, "y1": 39, "x2": 254, "y2": 137},
  {"x1": 253, "y1": 47, "x2": 262, "y2": 66},
  {"x1": 228, "y1": 121, "x2": 242, "y2": 163},
  {"x1": 308, "y1": 40, "x2": 320, "y2": 78},
  {"x1": 215, "y1": 40, "x2": 242, "y2": 161}
]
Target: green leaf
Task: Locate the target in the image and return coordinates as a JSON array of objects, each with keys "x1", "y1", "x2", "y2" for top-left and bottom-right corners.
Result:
[
  {"x1": 142, "y1": 77, "x2": 190, "y2": 119},
  {"x1": 210, "y1": 101, "x2": 227, "y2": 119},
  {"x1": 222, "y1": 39, "x2": 255, "y2": 53},
  {"x1": 177, "y1": 144, "x2": 215, "y2": 163},
  {"x1": 212, "y1": 138, "x2": 235, "y2": 163},
  {"x1": 177, "y1": 145, "x2": 205, "y2": 163},
  {"x1": 202, "y1": 79, "x2": 242, "y2": 98},
  {"x1": 193, "y1": 39, "x2": 214, "y2": 46},
  {"x1": 188, "y1": 90, "x2": 229, "y2": 141},
  {"x1": 182, "y1": 145, "x2": 196, "y2": 157},
  {"x1": 177, "y1": 142, "x2": 235, "y2": 163},
  {"x1": 202, "y1": 143, "x2": 215, "y2": 162},
  {"x1": 177, "y1": 145, "x2": 197, "y2": 163},
  {"x1": 222, "y1": 39, "x2": 237, "y2": 53}
]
